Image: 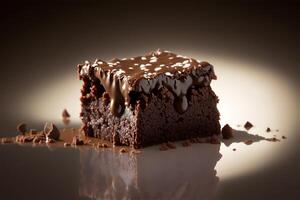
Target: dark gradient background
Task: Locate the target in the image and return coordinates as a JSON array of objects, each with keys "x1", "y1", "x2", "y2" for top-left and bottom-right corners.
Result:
[{"x1": 0, "y1": 1, "x2": 299, "y2": 199}]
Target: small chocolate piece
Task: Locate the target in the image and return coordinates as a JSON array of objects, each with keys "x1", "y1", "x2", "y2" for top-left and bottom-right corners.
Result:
[
  {"x1": 32, "y1": 134, "x2": 46, "y2": 144},
  {"x1": 233, "y1": 148, "x2": 236, "y2": 151},
  {"x1": 72, "y1": 136, "x2": 84, "y2": 146},
  {"x1": 62, "y1": 109, "x2": 71, "y2": 118},
  {"x1": 1, "y1": 137, "x2": 13, "y2": 144},
  {"x1": 17, "y1": 123, "x2": 27, "y2": 134},
  {"x1": 276, "y1": 129, "x2": 279, "y2": 132},
  {"x1": 221, "y1": 124, "x2": 233, "y2": 139},
  {"x1": 266, "y1": 127, "x2": 271, "y2": 132},
  {"x1": 102, "y1": 143, "x2": 108, "y2": 148},
  {"x1": 15, "y1": 135, "x2": 24, "y2": 143},
  {"x1": 44, "y1": 122, "x2": 60, "y2": 140},
  {"x1": 282, "y1": 136, "x2": 286, "y2": 139},
  {"x1": 46, "y1": 137, "x2": 55, "y2": 144},
  {"x1": 119, "y1": 148, "x2": 127, "y2": 153},
  {"x1": 244, "y1": 121, "x2": 253, "y2": 130},
  {"x1": 23, "y1": 135, "x2": 35, "y2": 143},
  {"x1": 64, "y1": 142, "x2": 70, "y2": 147},
  {"x1": 29, "y1": 129, "x2": 38, "y2": 135},
  {"x1": 244, "y1": 140, "x2": 253, "y2": 145}
]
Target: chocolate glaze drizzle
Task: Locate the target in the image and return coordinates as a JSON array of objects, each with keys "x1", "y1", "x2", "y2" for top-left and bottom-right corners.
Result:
[{"x1": 79, "y1": 50, "x2": 217, "y2": 117}]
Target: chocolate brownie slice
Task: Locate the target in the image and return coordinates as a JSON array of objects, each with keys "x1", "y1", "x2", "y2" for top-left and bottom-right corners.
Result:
[{"x1": 78, "y1": 50, "x2": 220, "y2": 148}]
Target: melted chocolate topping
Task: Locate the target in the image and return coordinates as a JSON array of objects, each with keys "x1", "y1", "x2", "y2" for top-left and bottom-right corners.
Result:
[{"x1": 79, "y1": 50, "x2": 217, "y2": 117}]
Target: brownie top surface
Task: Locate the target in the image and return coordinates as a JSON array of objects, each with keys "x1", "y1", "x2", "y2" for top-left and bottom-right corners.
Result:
[
  {"x1": 78, "y1": 50, "x2": 217, "y2": 117},
  {"x1": 80, "y1": 49, "x2": 215, "y2": 82}
]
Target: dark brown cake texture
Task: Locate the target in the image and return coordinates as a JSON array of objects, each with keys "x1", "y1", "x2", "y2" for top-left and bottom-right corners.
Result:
[{"x1": 78, "y1": 50, "x2": 221, "y2": 148}]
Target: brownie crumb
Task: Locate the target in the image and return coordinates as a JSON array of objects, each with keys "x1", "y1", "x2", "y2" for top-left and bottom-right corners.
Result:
[
  {"x1": 266, "y1": 127, "x2": 271, "y2": 132},
  {"x1": 64, "y1": 142, "x2": 70, "y2": 147},
  {"x1": 119, "y1": 148, "x2": 127, "y2": 153},
  {"x1": 222, "y1": 124, "x2": 233, "y2": 139},
  {"x1": 182, "y1": 140, "x2": 191, "y2": 147},
  {"x1": 17, "y1": 123, "x2": 27, "y2": 134},
  {"x1": 244, "y1": 121, "x2": 253, "y2": 130},
  {"x1": 102, "y1": 143, "x2": 108, "y2": 148},
  {"x1": 166, "y1": 141, "x2": 176, "y2": 149},
  {"x1": 32, "y1": 134, "x2": 46, "y2": 144},
  {"x1": 159, "y1": 143, "x2": 169, "y2": 151},
  {"x1": 72, "y1": 136, "x2": 84, "y2": 146},
  {"x1": 24, "y1": 135, "x2": 35, "y2": 143},
  {"x1": 44, "y1": 122, "x2": 60, "y2": 140},
  {"x1": 62, "y1": 109, "x2": 71, "y2": 118},
  {"x1": 244, "y1": 140, "x2": 253, "y2": 145},
  {"x1": 46, "y1": 137, "x2": 55, "y2": 144},
  {"x1": 233, "y1": 148, "x2": 236, "y2": 151},
  {"x1": 282, "y1": 136, "x2": 287, "y2": 139},
  {"x1": 1, "y1": 137, "x2": 13, "y2": 144},
  {"x1": 29, "y1": 129, "x2": 38, "y2": 135}
]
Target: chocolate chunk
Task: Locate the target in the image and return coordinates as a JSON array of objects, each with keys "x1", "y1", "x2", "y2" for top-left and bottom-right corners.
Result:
[
  {"x1": 17, "y1": 123, "x2": 27, "y2": 134},
  {"x1": 24, "y1": 135, "x2": 35, "y2": 143},
  {"x1": 15, "y1": 135, "x2": 24, "y2": 143},
  {"x1": 282, "y1": 136, "x2": 287, "y2": 139},
  {"x1": 244, "y1": 140, "x2": 253, "y2": 145},
  {"x1": 1, "y1": 137, "x2": 13, "y2": 144},
  {"x1": 46, "y1": 137, "x2": 55, "y2": 144},
  {"x1": 43, "y1": 122, "x2": 60, "y2": 140},
  {"x1": 266, "y1": 127, "x2": 271, "y2": 132},
  {"x1": 72, "y1": 136, "x2": 84, "y2": 146},
  {"x1": 233, "y1": 148, "x2": 236, "y2": 151},
  {"x1": 101, "y1": 143, "x2": 108, "y2": 148},
  {"x1": 221, "y1": 124, "x2": 233, "y2": 139},
  {"x1": 32, "y1": 134, "x2": 46, "y2": 144},
  {"x1": 62, "y1": 109, "x2": 71, "y2": 118},
  {"x1": 119, "y1": 148, "x2": 127, "y2": 153},
  {"x1": 244, "y1": 121, "x2": 253, "y2": 130}
]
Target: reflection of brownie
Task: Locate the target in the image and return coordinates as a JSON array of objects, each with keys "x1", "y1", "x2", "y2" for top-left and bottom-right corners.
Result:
[
  {"x1": 79, "y1": 144, "x2": 221, "y2": 199},
  {"x1": 78, "y1": 50, "x2": 220, "y2": 148}
]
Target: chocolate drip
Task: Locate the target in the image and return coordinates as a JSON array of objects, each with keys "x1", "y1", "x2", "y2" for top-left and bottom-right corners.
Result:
[{"x1": 79, "y1": 50, "x2": 217, "y2": 117}]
